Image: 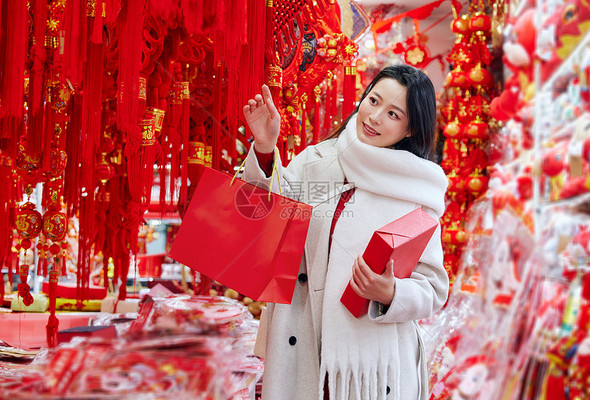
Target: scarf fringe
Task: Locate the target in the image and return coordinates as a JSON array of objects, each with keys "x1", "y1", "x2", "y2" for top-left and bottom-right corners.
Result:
[{"x1": 320, "y1": 349, "x2": 399, "y2": 400}]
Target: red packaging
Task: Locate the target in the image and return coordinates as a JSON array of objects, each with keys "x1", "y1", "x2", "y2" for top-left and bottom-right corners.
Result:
[
  {"x1": 169, "y1": 167, "x2": 312, "y2": 304},
  {"x1": 56, "y1": 325, "x2": 117, "y2": 344},
  {"x1": 42, "y1": 282, "x2": 107, "y2": 300},
  {"x1": 340, "y1": 208, "x2": 438, "y2": 318}
]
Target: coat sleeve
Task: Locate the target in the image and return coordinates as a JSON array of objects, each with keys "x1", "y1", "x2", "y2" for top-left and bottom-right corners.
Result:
[
  {"x1": 242, "y1": 142, "x2": 314, "y2": 201},
  {"x1": 367, "y1": 223, "x2": 449, "y2": 323}
]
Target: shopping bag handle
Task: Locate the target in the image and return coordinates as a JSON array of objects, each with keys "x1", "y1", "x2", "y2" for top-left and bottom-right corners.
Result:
[{"x1": 231, "y1": 149, "x2": 283, "y2": 201}]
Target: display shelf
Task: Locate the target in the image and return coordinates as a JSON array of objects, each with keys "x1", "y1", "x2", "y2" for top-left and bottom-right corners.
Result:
[{"x1": 541, "y1": 29, "x2": 590, "y2": 93}]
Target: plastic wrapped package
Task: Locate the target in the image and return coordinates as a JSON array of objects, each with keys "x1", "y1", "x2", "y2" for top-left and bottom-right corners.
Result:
[
  {"x1": 91, "y1": 312, "x2": 138, "y2": 337},
  {"x1": 0, "y1": 294, "x2": 262, "y2": 399},
  {"x1": 138, "y1": 295, "x2": 253, "y2": 336},
  {"x1": 0, "y1": 363, "x2": 47, "y2": 398},
  {"x1": 42, "y1": 335, "x2": 237, "y2": 398}
]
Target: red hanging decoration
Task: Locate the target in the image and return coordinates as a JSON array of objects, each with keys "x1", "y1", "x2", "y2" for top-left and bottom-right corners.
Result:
[
  {"x1": 46, "y1": 268, "x2": 59, "y2": 348},
  {"x1": 0, "y1": 0, "x2": 28, "y2": 158}
]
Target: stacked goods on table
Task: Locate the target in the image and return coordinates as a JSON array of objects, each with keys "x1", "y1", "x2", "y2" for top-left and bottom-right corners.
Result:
[{"x1": 0, "y1": 295, "x2": 262, "y2": 399}]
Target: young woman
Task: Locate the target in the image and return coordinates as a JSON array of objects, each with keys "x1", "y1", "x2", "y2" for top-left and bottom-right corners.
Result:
[{"x1": 242, "y1": 65, "x2": 449, "y2": 400}]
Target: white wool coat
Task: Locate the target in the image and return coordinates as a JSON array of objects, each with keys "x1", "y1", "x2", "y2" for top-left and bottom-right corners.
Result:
[{"x1": 243, "y1": 122, "x2": 448, "y2": 400}]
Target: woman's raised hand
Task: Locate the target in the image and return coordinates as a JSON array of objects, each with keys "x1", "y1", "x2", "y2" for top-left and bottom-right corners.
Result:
[{"x1": 243, "y1": 85, "x2": 281, "y2": 153}]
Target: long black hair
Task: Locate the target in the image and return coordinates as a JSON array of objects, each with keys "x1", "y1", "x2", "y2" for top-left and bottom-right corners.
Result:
[{"x1": 326, "y1": 64, "x2": 437, "y2": 161}]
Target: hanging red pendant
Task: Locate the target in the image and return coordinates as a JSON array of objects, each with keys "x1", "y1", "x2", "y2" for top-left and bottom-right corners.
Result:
[{"x1": 16, "y1": 203, "x2": 43, "y2": 239}]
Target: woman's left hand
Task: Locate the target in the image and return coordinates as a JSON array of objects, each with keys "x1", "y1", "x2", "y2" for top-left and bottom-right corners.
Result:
[{"x1": 350, "y1": 255, "x2": 396, "y2": 306}]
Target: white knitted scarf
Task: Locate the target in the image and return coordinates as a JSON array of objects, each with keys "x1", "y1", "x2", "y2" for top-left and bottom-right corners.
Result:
[{"x1": 319, "y1": 116, "x2": 447, "y2": 400}]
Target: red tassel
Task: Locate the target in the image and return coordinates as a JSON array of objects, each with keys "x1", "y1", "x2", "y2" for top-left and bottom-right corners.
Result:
[
  {"x1": 63, "y1": 0, "x2": 88, "y2": 86},
  {"x1": 0, "y1": 269, "x2": 4, "y2": 305},
  {"x1": 77, "y1": 41, "x2": 104, "y2": 301},
  {"x1": 46, "y1": 269, "x2": 59, "y2": 348},
  {"x1": 313, "y1": 89, "x2": 320, "y2": 144},
  {"x1": 323, "y1": 82, "x2": 332, "y2": 134},
  {"x1": 42, "y1": 100, "x2": 54, "y2": 172},
  {"x1": 181, "y1": 0, "x2": 204, "y2": 34},
  {"x1": 300, "y1": 103, "x2": 307, "y2": 151},
  {"x1": 117, "y1": 243, "x2": 131, "y2": 300},
  {"x1": 27, "y1": 0, "x2": 48, "y2": 157},
  {"x1": 105, "y1": 0, "x2": 121, "y2": 24},
  {"x1": 91, "y1": 0, "x2": 105, "y2": 44},
  {"x1": 0, "y1": 0, "x2": 27, "y2": 157},
  {"x1": 7, "y1": 251, "x2": 14, "y2": 292},
  {"x1": 17, "y1": 264, "x2": 33, "y2": 306},
  {"x1": 116, "y1": 0, "x2": 144, "y2": 135},
  {"x1": 64, "y1": 95, "x2": 82, "y2": 218},
  {"x1": 179, "y1": 82, "x2": 189, "y2": 213},
  {"x1": 212, "y1": 65, "x2": 223, "y2": 170},
  {"x1": 330, "y1": 75, "x2": 338, "y2": 128},
  {"x1": 0, "y1": 156, "x2": 13, "y2": 264}
]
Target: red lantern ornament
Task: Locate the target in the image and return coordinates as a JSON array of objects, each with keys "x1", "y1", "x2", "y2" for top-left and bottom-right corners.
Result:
[
  {"x1": 451, "y1": 14, "x2": 471, "y2": 36},
  {"x1": 448, "y1": 67, "x2": 470, "y2": 90},
  {"x1": 516, "y1": 173, "x2": 534, "y2": 200},
  {"x1": 444, "y1": 118, "x2": 465, "y2": 141},
  {"x1": 404, "y1": 43, "x2": 431, "y2": 69},
  {"x1": 466, "y1": 169, "x2": 489, "y2": 198},
  {"x1": 16, "y1": 202, "x2": 42, "y2": 239},
  {"x1": 465, "y1": 117, "x2": 489, "y2": 141},
  {"x1": 448, "y1": 170, "x2": 465, "y2": 193},
  {"x1": 542, "y1": 146, "x2": 566, "y2": 177},
  {"x1": 469, "y1": 11, "x2": 492, "y2": 36},
  {"x1": 96, "y1": 153, "x2": 115, "y2": 185},
  {"x1": 42, "y1": 210, "x2": 67, "y2": 242},
  {"x1": 48, "y1": 149, "x2": 67, "y2": 177},
  {"x1": 442, "y1": 222, "x2": 468, "y2": 246},
  {"x1": 468, "y1": 64, "x2": 493, "y2": 90}
]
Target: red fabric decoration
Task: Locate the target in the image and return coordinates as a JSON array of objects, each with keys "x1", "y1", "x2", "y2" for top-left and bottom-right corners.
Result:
[
  {"x1": 371, "y1": 0, "x2": 445, "y2": 34},
  {"x1": 0, "y1": 0, "x2": 28, "y2": 158},
  {"x1": 63, "y1": 0, "x2": 88, "y2": 87},
  {"x1": 46, "y1": 269, "x2": 59, "y2": 347},
  {"x1": 117, "y1": 0, "x2": 144, "y2": 138},
  {"x1": 27, "y1": 0, "x2": 48, "y2": 157}
]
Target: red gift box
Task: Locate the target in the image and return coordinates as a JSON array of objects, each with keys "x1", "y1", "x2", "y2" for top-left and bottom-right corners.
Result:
[
  {"x1": 340, "y1": 208, "x2": 438, "y2": 318},
  {"x1": 56, "y1": 325, "x2": 117, "y2": 345},
  {"x1": 42, "y1": 282, "x2": 107, "y2": 300}
]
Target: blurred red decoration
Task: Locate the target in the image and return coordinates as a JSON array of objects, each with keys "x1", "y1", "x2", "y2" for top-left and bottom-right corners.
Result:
[
  {"x1": 16, "y1": 202, "x2": 43, "y2": 239},
  {"x1": 469, "y1": 11, "x2": 491, "y2": 35},
  {"x1": 42, "y1": 210, "x2": 67, "y2": 242},
  {"x1": 464, "y1": 117, "x2": 488, "y2": 141},
  {"x1": 468, "y1": 64, "x2": 493, "y2": 90}
]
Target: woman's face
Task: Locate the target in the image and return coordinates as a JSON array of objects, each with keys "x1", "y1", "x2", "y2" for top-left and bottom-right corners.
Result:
[{"x1": 355, "y1": 78, "x2": 410, "y2": 147}]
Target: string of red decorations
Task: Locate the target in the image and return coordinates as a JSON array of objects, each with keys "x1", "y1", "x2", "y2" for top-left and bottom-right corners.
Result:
[{"x1": 438, "y1": 0, "x2": 501, "y2": 291}]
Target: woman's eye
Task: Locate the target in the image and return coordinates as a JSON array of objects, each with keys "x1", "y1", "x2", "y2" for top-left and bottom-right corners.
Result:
[
  {"x1": 389, "y1": 111, "x2": 398, "y2": 119},
  {"x1": 369, "y1": 97, "x2": 377, "y2": 104}
]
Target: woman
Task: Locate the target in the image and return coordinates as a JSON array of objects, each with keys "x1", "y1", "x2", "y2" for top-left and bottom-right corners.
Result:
[{"x1": 242, "y1": 65, "x2": 449, "y2": 400}]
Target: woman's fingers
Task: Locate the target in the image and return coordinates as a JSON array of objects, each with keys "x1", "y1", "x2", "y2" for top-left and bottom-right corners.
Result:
[
  {"x1": 352, "y1": 259, "x2": 369, "y2": 290},
  {"x1": 356, "y1": 256, "x2": 374, "y2": 280},
  {"x1": 262, "y1": 85, "x2": 279, "y2": 119}
]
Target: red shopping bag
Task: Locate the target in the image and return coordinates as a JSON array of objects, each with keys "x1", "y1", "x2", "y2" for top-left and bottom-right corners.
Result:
[
  {"x1": 340, "y1": 208, "x2": 438, "y2": 317},
  {"x1": 169, "y1": 167, "x2": 312, "y2": 304}
]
